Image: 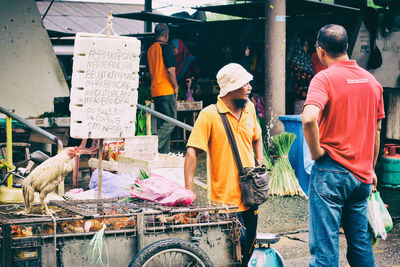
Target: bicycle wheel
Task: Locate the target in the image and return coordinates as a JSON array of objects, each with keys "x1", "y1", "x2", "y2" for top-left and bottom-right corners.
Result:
[{"x1": 129, "y1": 238, "x2": 214, "y2": 267}]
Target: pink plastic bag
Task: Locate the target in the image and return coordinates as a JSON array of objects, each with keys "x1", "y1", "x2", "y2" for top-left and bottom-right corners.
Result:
[{"x1": 130, "y1": 174, "x2": 195, "y2": 206}]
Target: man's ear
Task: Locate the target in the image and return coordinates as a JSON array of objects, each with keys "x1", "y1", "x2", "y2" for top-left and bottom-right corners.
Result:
[{"x1": 320, "y1": 48, "x2": 326, "y2": 58}]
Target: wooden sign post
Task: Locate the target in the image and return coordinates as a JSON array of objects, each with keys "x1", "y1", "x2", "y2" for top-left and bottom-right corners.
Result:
[{"x1": 70, "y1": 12, "x2": 141, "y2": 203}]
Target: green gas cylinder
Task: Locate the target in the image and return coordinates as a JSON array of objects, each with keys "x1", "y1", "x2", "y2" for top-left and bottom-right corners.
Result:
[{"x1": 381, "y1": 144, "x2": 400, "y2": 188}]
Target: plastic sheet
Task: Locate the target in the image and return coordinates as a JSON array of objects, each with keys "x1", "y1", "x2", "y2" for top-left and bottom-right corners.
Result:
[
  {"x1": 89, "y1": 169, "x2": 133, "y2": 199},
  {"x1": 130, "y1": 174, "x2": 195, "y2": 206}
]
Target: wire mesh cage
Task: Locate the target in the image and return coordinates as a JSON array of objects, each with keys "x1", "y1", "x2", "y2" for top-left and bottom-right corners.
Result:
[
  {"x1": 0, "y1": 196, "x2": 241, "y2": 266},
  {"x1": 1, "y1": 195, "x2": 240, "y2": 237}
]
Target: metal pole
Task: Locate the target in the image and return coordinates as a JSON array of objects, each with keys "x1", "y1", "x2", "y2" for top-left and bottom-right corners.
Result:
[
  {"x1": 0, "y1": 107, "x2": 63, "y2": 150},
  {"x1": 137, "y1": 104, "x2": 193, "y2": 132},
  {"x1": 264, "y1": 0, "x2": 286, "y2": 139},
  {"x1": 96, "y1": 139, "x2": 104, "y2": 214},
  {"x1": 6, "y1": 116, "x2": 13, "y2": 187},
  {"x1": 144, "y1": 0, "x2": 152, "y2": 33},
  {"x1": 98, "y1": 139, "x2": 103, "y2": 200},
  {"x1": 0, "y1": 107, "x2": 65, "y2": 194}
]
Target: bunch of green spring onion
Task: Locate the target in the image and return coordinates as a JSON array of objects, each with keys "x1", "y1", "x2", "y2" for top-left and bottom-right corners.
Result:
[
  {"x1": 262, "y1": 137, "x2": 273, "y2": 169},
  {"x1": 89, "y1": 223, "x2": 109, "y2": 266},
  {"x1": 256, "y1": 117, "x2": 273, "y2": 169},
  {"x1": 123, "y1": 169, "x2": 150, "y2": 200},
  {"x1": 270, "y1": 132, "x2": 305, "y2": 197}
]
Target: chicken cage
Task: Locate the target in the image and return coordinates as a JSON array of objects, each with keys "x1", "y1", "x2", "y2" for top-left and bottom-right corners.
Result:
[{"x1": 0, "y1": 197, "x2": 241, "y2": 267}]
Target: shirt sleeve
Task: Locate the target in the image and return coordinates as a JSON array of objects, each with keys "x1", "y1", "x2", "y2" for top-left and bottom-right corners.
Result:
[
  {"x1": 186, "y1": 109, "x2": 211, "y2": 152},
  {"x1": 161, "y1": 44, "x2": 176, "y2": 69},
  {"x1": 377, "y1": 85, "x2": 385, "y2": 120},
  {"x1": 304, "y1": 72, "x2": 329, "y2": 111}
]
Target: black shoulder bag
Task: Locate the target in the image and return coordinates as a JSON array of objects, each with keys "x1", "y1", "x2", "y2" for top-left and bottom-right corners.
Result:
[{"x1": 216, "y1": 105, "x2": 270, "y2": 209}]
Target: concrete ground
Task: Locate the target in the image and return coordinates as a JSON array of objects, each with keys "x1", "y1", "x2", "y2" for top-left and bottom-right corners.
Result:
[
  {"x1": 274, "y1": 220, "x2": 400, "y2": 267},
  {"x1": 191, "y1": 151, "x2": 400, "y2": 267}
]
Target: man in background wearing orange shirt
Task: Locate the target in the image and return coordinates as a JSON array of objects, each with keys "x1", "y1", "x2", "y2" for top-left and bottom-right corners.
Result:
[
  {"x1": 184, "y1": 63, "x2": 264, "y2": 266},
  {"x1": 147, "y1": 24, "x2": 178, "y2": 153}
]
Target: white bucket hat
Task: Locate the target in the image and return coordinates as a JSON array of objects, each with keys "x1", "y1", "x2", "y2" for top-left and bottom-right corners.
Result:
[{"x1": 217, "y1": 63, "x2": 253, "y2": 97}]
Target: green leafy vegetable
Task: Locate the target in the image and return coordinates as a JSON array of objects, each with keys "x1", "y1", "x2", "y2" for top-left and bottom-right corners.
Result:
[
  {"x1": 269, "y1": 132, "x2": 305, "y2": 197},
  {"x1": 256, "y1": 117, "x2": 273, "y2": 169},
  {"x1": 138, "y1": 169, "x2": 149, "y2": 181},
  {"x1": 89, "y1": 223, "x2": 109, "y2": 266}
]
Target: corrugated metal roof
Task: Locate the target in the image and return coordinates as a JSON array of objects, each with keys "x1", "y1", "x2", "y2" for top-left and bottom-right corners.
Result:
[
  {"x1": 114, "y1": 11, "x2": 202, "y2": 24},
  {"x1": 36, "y1": 0, "x2": 147, "y2": 36},
  {"x1": 195, "y1": 0, "x2": 359, "y2": 18}
]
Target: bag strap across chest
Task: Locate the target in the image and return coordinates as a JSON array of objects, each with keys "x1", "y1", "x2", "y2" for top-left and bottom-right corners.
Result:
[{"x1": 215, "y1": 104, "x2": 245, "y2": 176}]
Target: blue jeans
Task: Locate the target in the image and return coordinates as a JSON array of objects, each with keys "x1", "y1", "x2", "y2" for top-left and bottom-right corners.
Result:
[{"x1": 308, "y1": 155, "x2": 374, "y2": 267}]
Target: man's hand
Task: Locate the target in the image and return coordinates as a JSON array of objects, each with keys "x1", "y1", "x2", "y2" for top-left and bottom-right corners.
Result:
[
  {"x1": 167, "y1": 67, "x2": 179, "y2": 99},
  {"x1": 314, "y1": 147, "x2": 327, "y2": 161},
  {"x1": 175, "y1": 87, "x2": 179, "y2": 100}
]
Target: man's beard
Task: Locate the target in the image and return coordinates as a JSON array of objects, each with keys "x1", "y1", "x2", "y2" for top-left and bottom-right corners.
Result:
[{"x1": 233, "y1": 99, "x2": 248, "y2": 109}]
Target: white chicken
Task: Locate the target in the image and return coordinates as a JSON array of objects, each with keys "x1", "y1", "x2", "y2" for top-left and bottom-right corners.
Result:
[{"x1": 22, "y1": 147, "x2": 79, "y2": 215}]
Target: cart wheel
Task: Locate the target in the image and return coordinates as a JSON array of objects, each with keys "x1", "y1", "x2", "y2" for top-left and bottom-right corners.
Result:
[{"x1": 129, "y1": 238, "x2": 214, "y2": 267}]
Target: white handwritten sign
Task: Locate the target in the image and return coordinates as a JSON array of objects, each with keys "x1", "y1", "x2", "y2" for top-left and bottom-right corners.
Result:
[{"x1": 70, "y1": 32, "x2": 141, "y2": 139}]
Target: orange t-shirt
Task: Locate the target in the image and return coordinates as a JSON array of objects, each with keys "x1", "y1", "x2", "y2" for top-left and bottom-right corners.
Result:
[
  {"x1": 147, "y1": 41, "x2": 175, "y2": 97},
  {"x1": 304, "y1": 60, "x2": 385, "y2": 184},
  {"x1": 187, "y1": 98, "x2": 262, "y2": 212}
]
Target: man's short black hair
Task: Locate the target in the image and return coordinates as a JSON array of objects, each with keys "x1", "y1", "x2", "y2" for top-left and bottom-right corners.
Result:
[
  {"x1": 317, "y1": 24, "x2": 348, "y2": 58},
  {"x1": 154, "y1": 23, "x2": 169, "y2": 39}
]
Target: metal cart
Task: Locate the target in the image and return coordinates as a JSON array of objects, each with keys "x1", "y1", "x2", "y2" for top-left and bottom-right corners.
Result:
[{"x1": 0, "y1": 197, "x2": 241, "y2": 267}]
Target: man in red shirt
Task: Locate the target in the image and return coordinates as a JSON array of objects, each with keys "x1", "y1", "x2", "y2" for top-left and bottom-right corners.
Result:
[{"x1": 303, "y1": 24, "x2": 384, "y2": 267}]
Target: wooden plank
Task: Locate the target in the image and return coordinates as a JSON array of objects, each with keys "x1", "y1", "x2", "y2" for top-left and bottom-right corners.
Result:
[
  {"x1": 29, "y1": 127, "x2": 69, "y2": 146},
  {"x1": 386, "y1": 91, "x2": 400, "y2": 140}
]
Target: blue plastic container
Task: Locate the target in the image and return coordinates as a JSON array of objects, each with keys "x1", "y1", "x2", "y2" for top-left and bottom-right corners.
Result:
[{"x1": 278, "y1": 115, "x2": 314, "y2": 196}]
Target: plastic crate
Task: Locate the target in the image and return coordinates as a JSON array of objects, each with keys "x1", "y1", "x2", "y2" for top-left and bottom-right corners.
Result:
[{"x1": 118, "y1": 153, "x2": 185, "y2": 186}]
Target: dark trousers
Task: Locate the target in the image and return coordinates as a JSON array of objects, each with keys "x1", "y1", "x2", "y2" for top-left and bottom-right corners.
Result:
[
  {"x1": 153, "y1": 94, "x2": 177, "y2": 154},
  {"x1": 237, "y1": 208, "x2": 258, "y2": 266}
]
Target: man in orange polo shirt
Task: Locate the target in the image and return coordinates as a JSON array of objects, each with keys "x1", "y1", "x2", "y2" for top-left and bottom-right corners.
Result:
[
  {"x1": 147, "y1": 24, "x2": 178, "y2": 153},
  {"x1": 184, "y1": 63, "x2": 263, "y2": 266}
]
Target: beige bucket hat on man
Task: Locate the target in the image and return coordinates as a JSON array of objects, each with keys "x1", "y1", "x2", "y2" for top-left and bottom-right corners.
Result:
[{"x1": 216, "y1": 63, "x2": 253, "y2": 97}]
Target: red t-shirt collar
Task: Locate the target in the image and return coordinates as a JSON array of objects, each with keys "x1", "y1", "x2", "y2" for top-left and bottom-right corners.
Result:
[{"x1": 328, "y1": 60, "x2": 357, "y2": 68}]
